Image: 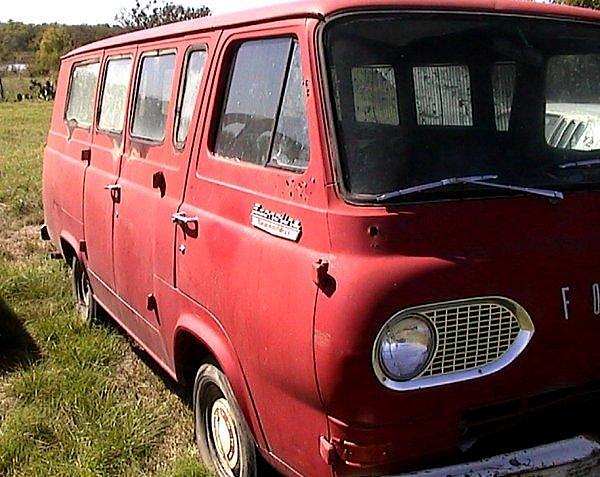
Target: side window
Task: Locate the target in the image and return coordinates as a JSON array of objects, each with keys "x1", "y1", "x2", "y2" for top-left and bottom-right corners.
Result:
[
  {"x1": 545, "y1": 54, "x2": 600, "y2": 151},
  {"x1": 413, "y1": 65, "x2": 473, "y2": 126},
  {"x1": 98, "y1": 57, "x2": 132, "y2": 134},
  {"x1": 351, "y1": 65, "x2": 399, "y2": 125},
  {"x1": 175, "y1": 48, "x2": 207, "y2": 146},
  {"x1": 214, "y1": 37, "x2": 310, "y2": 171},
  {"x1": 65, "y1": 61, "x2": 100, "y2": 128},
  {"x1": 131, "y1": 52, "x2": 176, "y2": 142},
  {"x1": 492, "y1": 62, "x2": 516, "y2": 132}
]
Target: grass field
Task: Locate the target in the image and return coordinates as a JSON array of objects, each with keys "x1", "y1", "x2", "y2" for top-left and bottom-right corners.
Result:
[
  {"x1": 0, "y1": 102, "x2": 210, "y2": 476},
  {"x1": 0, "y1": 76, "x2": 43, "y2": 102}
]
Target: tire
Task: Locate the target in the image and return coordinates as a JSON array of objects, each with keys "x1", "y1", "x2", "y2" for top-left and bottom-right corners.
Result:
[
  {"x1": 193, "y1": 363, "x2": 257, "y2": 477},
  {"x1": 71, "y1": 256, "x2": 97, "y2": 325}
]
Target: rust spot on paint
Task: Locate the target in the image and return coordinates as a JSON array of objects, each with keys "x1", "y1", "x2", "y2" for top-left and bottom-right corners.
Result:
[
  {"x1": 111, "y1": 136, "x2": 123, "y2": 161},
  {"x1": 315, "y1": 330, "x2": 332, "y2": 348},
  {"x1": 129, "y1": 140, "x2": 151, "y2": 160}
]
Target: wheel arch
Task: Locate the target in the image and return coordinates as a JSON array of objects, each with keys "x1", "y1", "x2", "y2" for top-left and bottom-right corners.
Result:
[
  {"x1": 59, "y1": 231, "x2": 81, "y2": 268},
  {"x1": 173, "y1": 315, "x2": 268, "y2": 451}
]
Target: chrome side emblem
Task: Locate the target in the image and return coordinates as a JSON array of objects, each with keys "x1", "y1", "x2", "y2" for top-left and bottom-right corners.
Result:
[
  {"x1": 593, "y1": 283, "x2": 600, "y2": 316},
  {"x1": 250, "y1": 203, "x2": 302, "y2": 242}
]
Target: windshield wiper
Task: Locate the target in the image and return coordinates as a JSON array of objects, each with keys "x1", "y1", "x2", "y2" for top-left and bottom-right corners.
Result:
[
  {"x1": 376, "y1": 174, "x2": 564, "y2": 201},
  {"x1": 558, "y1": 159, "x2": 600, "y2": 170}
]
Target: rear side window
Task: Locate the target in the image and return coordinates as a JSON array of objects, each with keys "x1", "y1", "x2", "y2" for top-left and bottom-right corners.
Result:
[
  {"x1": 413, "y1": 64, "x2": 473, "y2": 126},
  {"x1": 65, "y1": 62, "x2": 100, "y2": 128},
  {"x1": 98, "y1": 57, "x2": 132, "y2": 133},
  {"x1": 492, "y1": 62, "x2": 516, "y2": 132},
  {"x1": 351, "y1": 65, "x2": 399, "y2": 125},
  {"x1": 175, "y1": 48, "x2": 207, "y2": 146},
  {"x1": 214, "y1": 38, "x2": 309, "y2": 170},
  {"x1": 132, "y1": 52, "x2": 176, "y2": 142}
]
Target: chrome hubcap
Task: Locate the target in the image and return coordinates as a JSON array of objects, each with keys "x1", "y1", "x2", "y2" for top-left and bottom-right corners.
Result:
[
  {"x1": 80, "y1": 272, "x2": 90, "y2": 308},
  {"x1": 210, "y1": 397, "x2": 239, "y2": 476}
]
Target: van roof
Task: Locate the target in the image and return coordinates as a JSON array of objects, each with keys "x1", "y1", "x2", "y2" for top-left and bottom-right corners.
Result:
[{"x1": 64, "y1": 0, "x2": 600, "y2": 59}]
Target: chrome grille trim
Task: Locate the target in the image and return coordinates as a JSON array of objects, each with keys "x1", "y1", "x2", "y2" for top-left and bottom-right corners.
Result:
[{"x1": 373, "y1": 297, "x2": 534, "y2": 391}]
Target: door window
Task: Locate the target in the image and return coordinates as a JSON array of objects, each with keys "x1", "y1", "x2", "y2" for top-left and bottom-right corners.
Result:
[
  {"x1": 175, "y1": 48, "x2": 207, "y2": 146},
  {"x1": 131, "y1": 52, "x2": 176, "y2": 142},
  {"x1": 214, "y1": 38, "x2": 310, "y2": 171},
  {"x1": 65, "y1": 61, "x2": 100, "y2": 128},
  {"x1": 98, "y1": 57, "x2": 132, "y2": 134}
]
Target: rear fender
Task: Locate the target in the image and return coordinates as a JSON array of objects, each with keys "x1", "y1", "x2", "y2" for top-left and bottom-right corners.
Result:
[{"x1": 59, "y1": 230, "x2": 83, "y2": 265}]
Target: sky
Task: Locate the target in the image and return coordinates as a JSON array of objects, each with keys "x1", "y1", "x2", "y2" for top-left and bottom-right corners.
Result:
[{"x1": 0, "y1": 0, "x2": 289, "y2": 25}]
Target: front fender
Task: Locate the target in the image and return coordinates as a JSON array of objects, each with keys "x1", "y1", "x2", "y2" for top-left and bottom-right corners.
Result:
[{"x1": 173, "y1": 313, "x2": 267, "y2": 450}]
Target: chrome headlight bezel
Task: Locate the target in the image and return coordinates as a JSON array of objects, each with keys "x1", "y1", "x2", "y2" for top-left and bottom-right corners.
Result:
[{"x1": 373, "y1": 312, "x2": 438, "y2": 383}]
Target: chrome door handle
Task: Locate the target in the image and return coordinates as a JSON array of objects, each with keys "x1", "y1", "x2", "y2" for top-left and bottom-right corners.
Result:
[
  {"x1": 104, "y1": 184, "x2": 121, "y2": 191},
  {"x1": 171, "y1": 212, "x2": 198, "y2": 225}
]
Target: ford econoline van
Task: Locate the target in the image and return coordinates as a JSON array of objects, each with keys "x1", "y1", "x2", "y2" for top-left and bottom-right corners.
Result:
[{"x1": 42, "y1": 1, "x2": 600, "y2": 476}]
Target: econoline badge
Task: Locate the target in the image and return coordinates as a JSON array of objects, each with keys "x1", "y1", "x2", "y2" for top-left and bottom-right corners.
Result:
[{"x1": 250, "y1": 203, "x2": 302, "y2": 242}]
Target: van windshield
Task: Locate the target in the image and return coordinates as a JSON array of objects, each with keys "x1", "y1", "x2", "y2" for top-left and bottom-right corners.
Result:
[{"x1": 323, "y1": 13, "x2": 600, "y2": 202}]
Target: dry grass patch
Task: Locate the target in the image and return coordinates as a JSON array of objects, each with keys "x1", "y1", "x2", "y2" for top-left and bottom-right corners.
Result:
[{"x1": 0, "y1": 102, "x2": 210, "y2": 476}]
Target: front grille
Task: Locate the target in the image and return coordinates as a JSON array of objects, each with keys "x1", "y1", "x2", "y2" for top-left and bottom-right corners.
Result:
[{"x1": 421, "y1": 302, "x2": 521, "y2": 377}]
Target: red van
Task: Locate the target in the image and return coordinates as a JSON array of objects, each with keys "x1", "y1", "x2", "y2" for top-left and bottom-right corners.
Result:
[{"x1": 42, "y1": 1, "x2": 600, "y2": 475}]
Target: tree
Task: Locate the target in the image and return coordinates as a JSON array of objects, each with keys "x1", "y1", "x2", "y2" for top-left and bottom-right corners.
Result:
[
  {"x1": 555, "y1": 0, "x2": 600, "y2": 9},
  {"x1": 0, "y1": 20, "x2": 39, "y2": 65},
  {"x1": 116, "y1": 0, "x2": 210, "y2": 30},
  {"x1": 68, "y1": 24, "x2": 123, "y2": 48},
  {"x1": 32, "y1": 26, "x2": 73, "y2": 75}
]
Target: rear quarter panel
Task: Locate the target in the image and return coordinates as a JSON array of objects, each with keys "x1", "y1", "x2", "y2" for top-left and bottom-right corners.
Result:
[{"x1": 43, "y1": 53, "x2": 101, "y2": 253}]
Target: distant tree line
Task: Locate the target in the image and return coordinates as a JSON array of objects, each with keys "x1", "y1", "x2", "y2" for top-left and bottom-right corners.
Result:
[
  {"x1": 0, "y1": 1, "x2": 210, "y2": 79},
  {"x1": 554, "y1": 0, "x2": 600, "y2": 8},
  {"x1": 116, "y1": 0, "x2": 210, "y2": 30},
  {"x1": 0, "y1": 22, "x2": 121, "y2": 75}
]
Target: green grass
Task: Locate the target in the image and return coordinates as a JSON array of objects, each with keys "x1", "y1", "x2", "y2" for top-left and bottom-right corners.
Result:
[{"x1": 0, "y1": 102, "x2": 210, "y2": 476}]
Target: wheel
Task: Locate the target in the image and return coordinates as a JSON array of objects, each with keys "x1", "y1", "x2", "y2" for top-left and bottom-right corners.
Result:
[
  {"x1": 193, "y1": 363, "x2": 257, "y2": 477},
  {"x1": 71, "y1": 256, "x2": 97, "y2": 325}
]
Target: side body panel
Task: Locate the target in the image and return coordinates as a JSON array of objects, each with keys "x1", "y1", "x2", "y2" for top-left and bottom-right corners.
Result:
[
  {"x1": 172, "y1": 19, "x2": 332, "y2": 476},
  {"x1": 113, "y1": 32, "x2": 220, "y2": 365},
  {"x1": 84, "y1": 46, "x2": 136, "y2": 300}
]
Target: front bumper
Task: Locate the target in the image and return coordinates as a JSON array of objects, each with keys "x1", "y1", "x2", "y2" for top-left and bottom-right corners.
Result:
[{"x1": 401, "y1": 435, "x2": 600, "y2": 476}]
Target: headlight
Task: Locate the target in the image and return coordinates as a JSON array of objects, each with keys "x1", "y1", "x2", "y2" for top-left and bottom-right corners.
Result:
[{"x1": 374, "y1": 314, "x2": 436, "y2": 381}]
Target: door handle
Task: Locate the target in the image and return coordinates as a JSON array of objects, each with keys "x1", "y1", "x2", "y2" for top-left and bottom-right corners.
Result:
[
  {"x1": 104, "y1": 184, "x2": 121, "y2": 191},
  {"x1": 171, "y1": 212, "x2": 198, "y2": 225},
  {"x1": 104, "y1": 184, "x2": 121, "y2": 202}
]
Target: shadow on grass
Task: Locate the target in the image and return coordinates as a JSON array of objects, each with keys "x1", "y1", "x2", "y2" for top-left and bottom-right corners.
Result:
[{"x1": 0, "y1": 296, "x2": 40, "y2": 374}]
